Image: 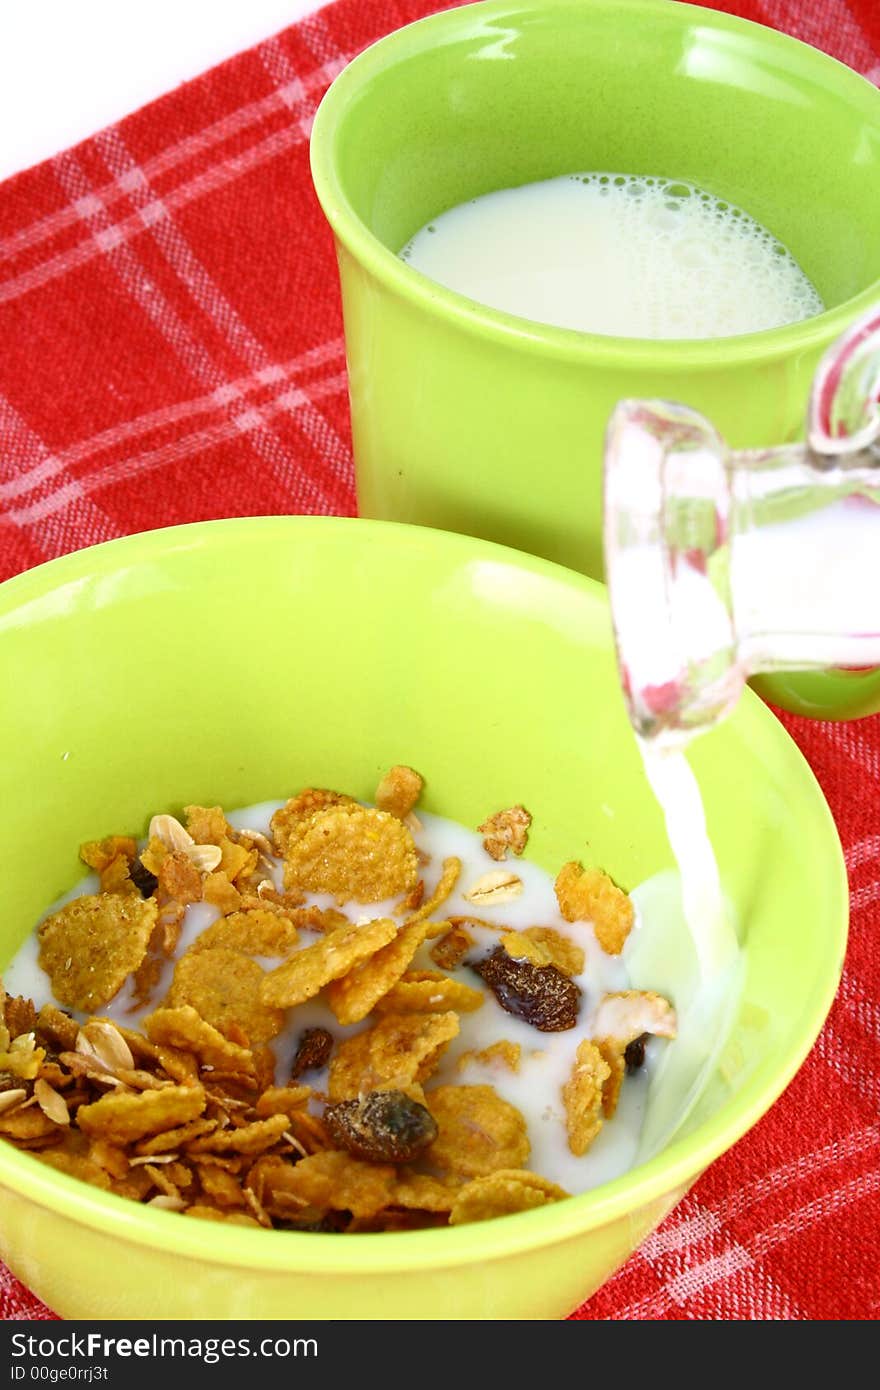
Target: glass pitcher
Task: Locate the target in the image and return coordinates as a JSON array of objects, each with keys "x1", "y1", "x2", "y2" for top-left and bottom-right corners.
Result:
[{"x1": 603, "y1": 303, "x2": 880, "y2": 747}]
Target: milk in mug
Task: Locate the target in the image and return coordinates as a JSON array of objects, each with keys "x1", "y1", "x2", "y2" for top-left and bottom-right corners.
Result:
[{"x1": 401, "y1": 174, "x2": 823, "y2": 339}]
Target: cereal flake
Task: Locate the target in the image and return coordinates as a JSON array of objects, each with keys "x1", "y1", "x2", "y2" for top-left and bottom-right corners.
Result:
[
  {"x1": 554, "y1": 862, "x2": 634, "y2": 955},
  {"x1": 477, "y1": 805, "x2": 532, "y2": 861},
  {"x1": 37, "y1": 894, "x2": 157, "y2": 1012}
]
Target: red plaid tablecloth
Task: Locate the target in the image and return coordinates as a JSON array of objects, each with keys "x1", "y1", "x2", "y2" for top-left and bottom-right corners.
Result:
[{"x1": 1, "y1": 0, "x2": 879, "y2": 1322}]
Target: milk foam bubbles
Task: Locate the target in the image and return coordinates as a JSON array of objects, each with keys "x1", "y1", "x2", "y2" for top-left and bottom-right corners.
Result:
[{"x1": 401, "y1": 174, "x2": 824, "y2": 339}]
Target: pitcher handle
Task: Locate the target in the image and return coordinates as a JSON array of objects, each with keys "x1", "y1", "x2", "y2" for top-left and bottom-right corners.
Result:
[{"x1": 809, "y1": 303, "x2": 880, "y2": 455}]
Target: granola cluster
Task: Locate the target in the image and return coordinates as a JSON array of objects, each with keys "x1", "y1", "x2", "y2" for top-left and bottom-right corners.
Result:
[{"x1": 0, "y1": 768, "x2": 676, "y2": 1229}]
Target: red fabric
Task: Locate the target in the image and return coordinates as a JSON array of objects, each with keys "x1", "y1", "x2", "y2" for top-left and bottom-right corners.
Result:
[{"x1": 1, "y1": 0, "x2": 878, "y2": 1322}]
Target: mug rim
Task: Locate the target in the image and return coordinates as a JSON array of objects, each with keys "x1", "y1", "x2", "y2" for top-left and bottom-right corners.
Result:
[{"x1": 310, "y1": 0, "x2": 880, "y2": 370}]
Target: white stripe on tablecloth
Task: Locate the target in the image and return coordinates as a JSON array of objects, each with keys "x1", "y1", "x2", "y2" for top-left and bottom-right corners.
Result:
[
  {"x1": 93, "y1": 127, "x2": 351, "y2": 491},
  {"x1": 0, "y1": 392, "x2": 118, "y2": 553},
  {"x1": 51, "y1": 151, "x2": 330, "y2": 516},
  {"x1": 258, "y1": 37, "x2": 315, "y2": 139},
  {"x1": 2, "y1": 372, "x2": 349, "y2": 527},
  {"x1": 0, "y1": 64, "x2": 345, "y2": 311},
  {"x1": 818, "y1": 1023, "x2": 880, "y2": 1106},
  {"x1": 838, "y1": 969, "x2": 880, "y2": 1042},
  {"x1": 602, "y1": 1120, "x2": 880, "y2": 1316},
  {"x1": 640, "y1": 1208, "x2": 723, "y2": 1257},
  {"x1": 845, "y1": 833, "x2": 880, "y2": 871},
  {"x1": 848, "y1": 879, "x2": 880, "y2": 913},
  {"x1": 0, "y1": 53, "x2": 353, "y2": 264},
  {"x1": 751, "y1": 1163, "x2": 880, "y2": 1259},
  {"x1": 0, "y1": 338, "x2": 345, "y2": 504}
]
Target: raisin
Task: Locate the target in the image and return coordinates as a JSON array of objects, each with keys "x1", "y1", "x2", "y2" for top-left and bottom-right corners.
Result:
[
  {"x1": 473, "y1": 947, "x2": 580, "y2": 1032},
  {"x1": 129, "y1": 857, "x2": 158, "y2": 897},
  {"x1": 624, "y1": 1033, "x2": 649, "y2": 1073},
  {"x1": 290, "y1": 1026, "x2": 334, "y2": 1079},
  {"x1": 323, "y1": 1089, "x2": 438, "y2": 1163}
]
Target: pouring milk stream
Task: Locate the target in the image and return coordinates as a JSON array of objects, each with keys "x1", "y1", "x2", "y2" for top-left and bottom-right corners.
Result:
[{"x1": 604, "y1": 303, "x2": 880, "y2": 1146}]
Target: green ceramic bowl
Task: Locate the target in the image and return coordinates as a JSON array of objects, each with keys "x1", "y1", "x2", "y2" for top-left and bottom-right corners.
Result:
[{"x1": 0, "y1": 518, "x2": 846, "y2": 1319}]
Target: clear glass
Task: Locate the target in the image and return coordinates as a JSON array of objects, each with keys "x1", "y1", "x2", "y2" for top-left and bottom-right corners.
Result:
[{"x1": 604, "y1": 303, "x2": 880, "y2": 746}]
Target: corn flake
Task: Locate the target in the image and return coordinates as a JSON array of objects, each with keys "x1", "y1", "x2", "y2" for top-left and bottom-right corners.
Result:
[
  {"x1": 183, "y1": 805, "x2": 230, "y2": 846},
  {"x1": 325, "y1": 920, "x2": 430, "y2": 1025},
  {"x1": 1, "y1": 1032, "x2": 45, "y2": 1083},
  {"x1": 429, "y1": 924, "x2": 474, "y2": 971},
  {"x1": 99, "y1": 855, "x2": 137, "y2": 897},
  {"x1": 135, "y1": 1117, "x2": 217, "y2": 1155},
  {"x1": 167, "y1": 948, "x2": 284, "y2": 1045},
  {"x1": 157, "y1": 852, "x2": 202, "y2": 906},
  {"x1": 201, "y1": 872, "x2": 242, "y2": 916},
  {"x1": 522, "y1": 927, "x2": 585, "y2": 977},
  {"x1": 375, "y1": 765, "x2": 423, "y2": 821},
  {"x1": 188, "y1": 908, "x2": 299, "y2": 959},
  {"x1": 143, "y1": 1006, "x2": 255, "y2": 1075},
  {"x1": 395, "y1": 881, "x2": 424, "y2": 916},
  {"x1": 374, "y1": 970, "x2": 484, "y2": 1016},
  {"x1": 188, "y1": 1113, "x2": 289, "y2": 1155},
  {"x1": 554, "y1": 862, "x2": 634, "y2": 955},
  {"x1": 593, "y1": 990, "x2": 677, "y2": 1042},
  {"x1": 77, "y1": 1084, "x2": 206, "y2": 1144},
  {"x1": 500, "y1": 931, "x2": 552, "y2": 968},
  {"x1": 391, "y1": 1172, "x2": 459, "y2": 1213},
  {"x1": 35, "y1": 1004, "x2": 79, "y2": 1053},
  {"x1": 5, "y1": 995, "x2": 36, "y2": 1039},
  {"x1": 196, "y1": 1163, "x2": 247, "y2": 1208},
  {"x1": 286, "y1": 1110, "x2": 332, "y2": 1156},
  {"x1": 282, "y1": 905, "x2": 351, "y2": 934},
  {"x1": 35, "y1": 1148, "x2": 114, "y2": 1190},
  {"x1": 283, "y1": 806, "x2": 418, "y2": 904},
  {"x1": 79, "y1": 836, "x2": 138, "y2": 873},
  {"x1": 595, "y1": 1039, "x2": 626, "y2": 1118},
  {"x1": 261, "y1": 1150, "x2": 396, "y2": 1219},
  {"x1": 457, "y1": 1039, "x2": 521, "y2": 1074},
  {"x1": 260, "y1": 916, "x2": 397, "y2": 1010},
  {"x1": 0, "y1": 1104, "x2": 59, "y2": 1144},
  {"x1": 218, "y1": 838, "x2": 258, "y2": 885},
  {"x1": 425, "y1": 1084, "x2": 530, "y2": 1179},
  {"x1": 449, "y1": 1169, "x2": 567, "y2": 1225},
  {"x1": 328, "y1": 1012, "x2": 459, "y2": 1101},
  {"x1": 254, "y1": 1085, "x2": 312, "y2": 1119},
  {"x1": 270, "y1": 789, "x2": 355, "y2": 856},
  {"x1": 562, "y1": 1040, "x2": 610, "y2": 1156},
  {"x1": 404, "y1": 857, "x2": 461, "y2": 929},
  {"x1": 37, "y1": 893, "x2": 157, "y2": 1012},
  {"x1": 477, "y1": 805, "x2": 532, "y2": 862}
]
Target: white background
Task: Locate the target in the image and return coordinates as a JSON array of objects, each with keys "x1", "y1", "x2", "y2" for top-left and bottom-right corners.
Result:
[{"x1": 0, "y1": 0, "x2": 321, "y2": 181}]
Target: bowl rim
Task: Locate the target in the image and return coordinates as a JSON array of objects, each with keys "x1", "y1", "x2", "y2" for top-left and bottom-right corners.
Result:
[
  {"x1": 0, "y1": 515, "x2": 848, "y2": 1275},
  {"x1": 310, "y1": 0, "x2": 880, "y2": 370}
]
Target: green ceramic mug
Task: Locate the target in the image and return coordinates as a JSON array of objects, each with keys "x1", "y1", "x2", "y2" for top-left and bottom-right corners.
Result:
[{"x1": 311, "y1": 0, "x2": 880, "y2": 718}]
